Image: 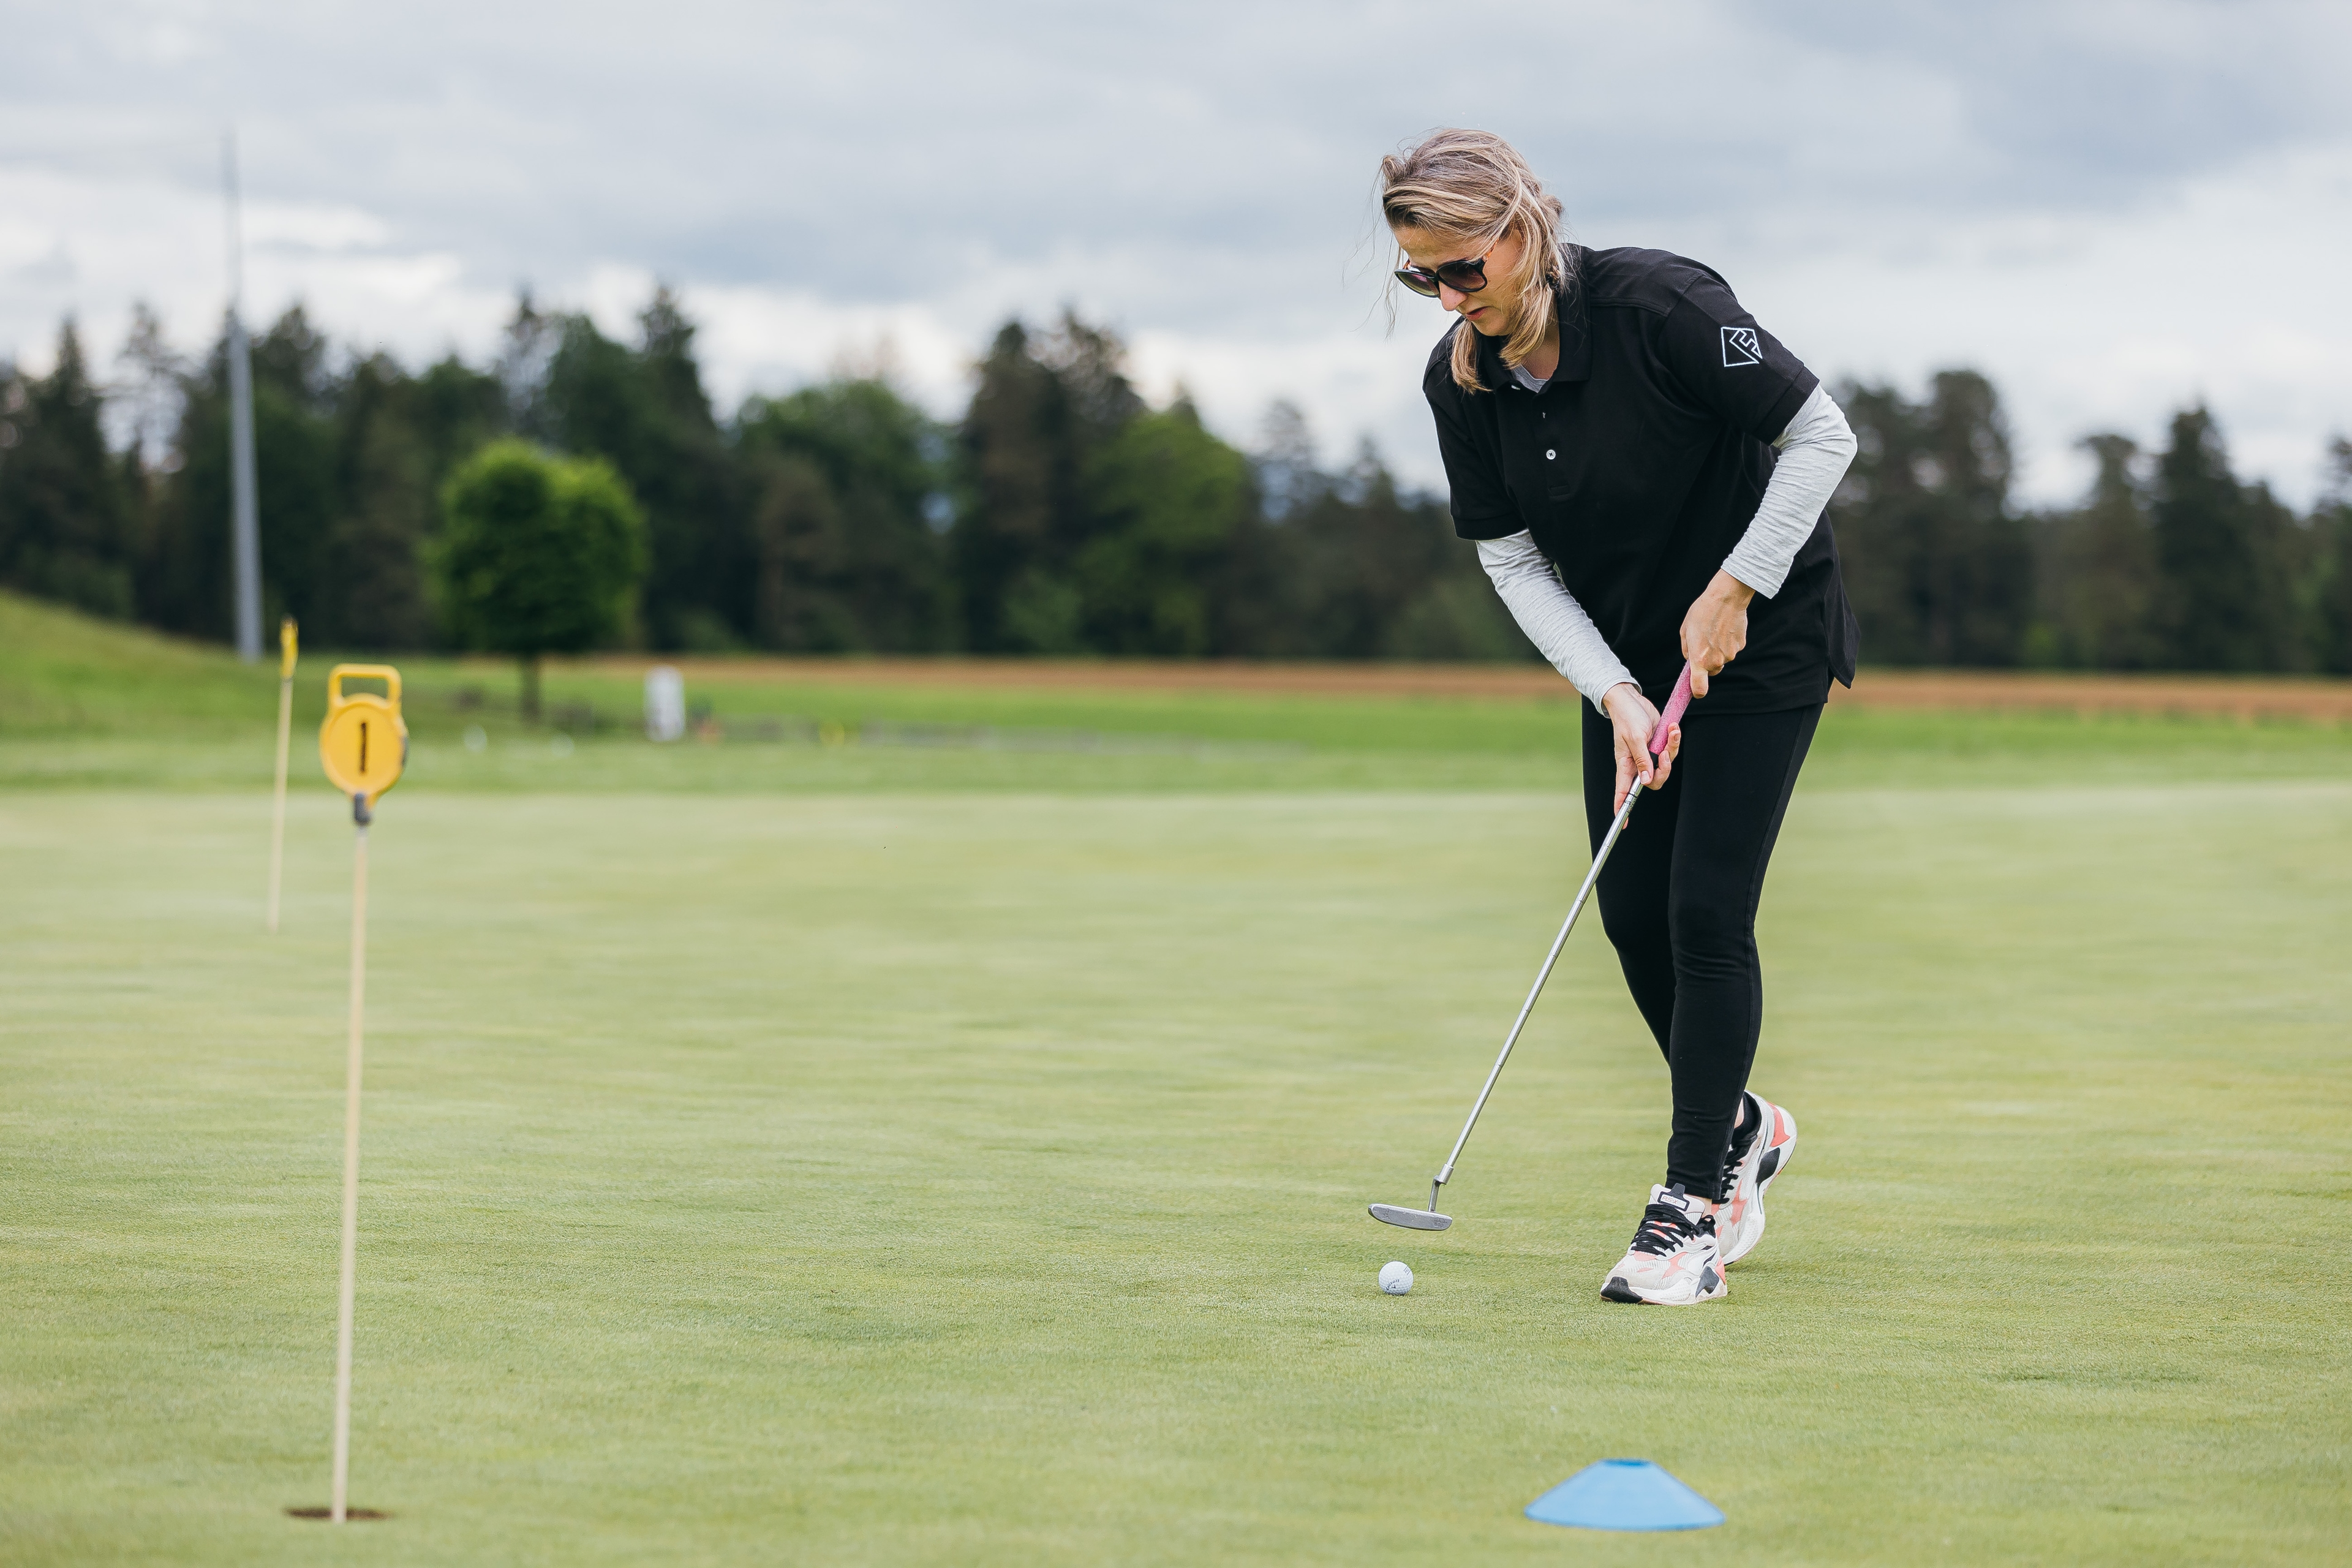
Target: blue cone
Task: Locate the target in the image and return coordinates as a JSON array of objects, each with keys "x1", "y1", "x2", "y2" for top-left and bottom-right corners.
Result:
[{"x1": 1525, "y1": 1459, "x2": 1724, "y2": 1531}]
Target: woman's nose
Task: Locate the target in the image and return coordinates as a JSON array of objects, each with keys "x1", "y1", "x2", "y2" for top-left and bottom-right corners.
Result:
[{"x1": 1438, "y1": 284, "x2": 1468, "y2": 311}]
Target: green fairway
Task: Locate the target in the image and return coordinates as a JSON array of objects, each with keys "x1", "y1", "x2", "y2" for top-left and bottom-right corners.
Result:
[{"x1": 5, "y1": 772, "x2": 2349, "y2": 1564}]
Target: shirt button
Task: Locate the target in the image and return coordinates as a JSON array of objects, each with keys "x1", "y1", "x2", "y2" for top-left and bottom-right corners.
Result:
[{"x1": 1545, "y1": 449, "x2": 1556, "y2": 459}]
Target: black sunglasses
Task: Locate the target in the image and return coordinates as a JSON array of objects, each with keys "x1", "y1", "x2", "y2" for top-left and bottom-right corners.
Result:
[{"x1": 1394, "y1": 254, "x2": 1488, "y2": 298}]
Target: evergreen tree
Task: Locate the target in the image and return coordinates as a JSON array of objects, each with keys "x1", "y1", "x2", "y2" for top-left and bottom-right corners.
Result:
[
  {"x1": 1273, "y1": 442, "x2": 1523, "y2": 661},
  {"x1": 137, "y1": 352, "x2": 231, "y2": 639},
  {"x1": 952, "y1": 313, "x2": 1145, "y2": 652},
  {"x1": 113, "y1": 304, "x2": 184, "y2": 470},
  {"x1": 2150, "y1": 407, "x2": 2297, "y2": 670},
  {"x1": 1076, "y1": 398, "x2": 1254, "y2": 655},
  {"x1": 247, "y1": 317, "x2": 339, "y2": 636},
  {"x1": 540, "y1": 290, "x2": 747, "y2": 649},
  {"x1": 496, "y1": 293, "x2": 562, "y2": 439},
  {"x1": 634, "y1": 287, "x2": 747, "y2": 646},
  {"x1": 1831, "y1": 372, "x2": 2032, "y2": 665},
  {"x1": 1037, "y1": 314, "x2": 1145, "y2": 447},
  {"x1": 955, "y1": 321, "x2": 1066, "y2": 651},
  {"x1": 2246, "y1": 480, "x2": 2313, "y2": 672},
  {"x1": 412, "y1": 354, "x2": 508, "y2": 483},
  {"x1": 157, "y1": 306, "x2": 340, "y2": 637},
  {"x1": 143, "y1": 307, "x2": 445, "y2": 647},
  {"x1": 2315, "y1": 439, "x2": 2352, "y2": 676},
  {"x1": 746, "y1": 453, "x2": 857, "y2": 650},
  {"x1": 317, "y1": 355, "x2": 437, "y2": 649},
  {"x1": 1253, "y1": 401, "x2": 1323, "y2": 523},
  {"x1": 0, "y1": 322, "x2": 137, "y2": 617},
  {"x1": 737, "y1": 377, "x2": 952, "y2": 651},
  {"x1": 2029, "y1": 435, "x2": 2160, "y2": 668},
  {"x1": 1924, "y1": 371, "x2": 2034, "y2": 664}
]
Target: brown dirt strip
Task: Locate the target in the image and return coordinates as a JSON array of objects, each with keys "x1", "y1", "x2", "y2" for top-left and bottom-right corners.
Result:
[
  {"x1": 1826, "y1": 671, "x2": 2352, "y2": 722},
  {"x1": 570, "y1": 657, "x2": 2352, "y2": 722}
]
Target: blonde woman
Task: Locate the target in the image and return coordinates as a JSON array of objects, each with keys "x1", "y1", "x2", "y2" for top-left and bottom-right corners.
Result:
[{"x1": 1382, "y1": 128, "x2": 1858, "y2": 1305}]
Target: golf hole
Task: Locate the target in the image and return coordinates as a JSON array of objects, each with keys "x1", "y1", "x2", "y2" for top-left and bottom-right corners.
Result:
[{"x1": 285, "y1": 1506, "x2": 390, "y2": 1521}]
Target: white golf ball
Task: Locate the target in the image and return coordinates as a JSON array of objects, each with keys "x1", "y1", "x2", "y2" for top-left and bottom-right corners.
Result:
[{"x1": 1379, "y1": 1261, "x2": 1413, "y2": 1295}]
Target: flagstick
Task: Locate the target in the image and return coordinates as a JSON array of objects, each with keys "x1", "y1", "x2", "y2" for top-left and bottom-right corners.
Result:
[
  {"x1": 268, "y1": 666, "x2": 293, "y2": 932},
  {"x1": 330, "y1": 794, "x2": 370, "y2": 1524}
]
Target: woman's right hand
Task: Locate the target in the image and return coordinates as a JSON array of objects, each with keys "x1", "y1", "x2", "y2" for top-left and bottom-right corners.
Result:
[{"x1": 1603, "y1": 681, "x2": 1679, "y2": 812}]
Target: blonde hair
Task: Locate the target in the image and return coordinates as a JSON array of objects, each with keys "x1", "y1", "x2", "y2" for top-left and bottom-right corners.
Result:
[{"x1": 1378, "y1": 129, "x2": 1569, "y2": 393}]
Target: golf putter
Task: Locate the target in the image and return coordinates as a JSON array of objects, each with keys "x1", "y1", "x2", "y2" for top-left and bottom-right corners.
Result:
[{"x1": 1370, "y1": 663, "x2": 1695, "y2": 1231}]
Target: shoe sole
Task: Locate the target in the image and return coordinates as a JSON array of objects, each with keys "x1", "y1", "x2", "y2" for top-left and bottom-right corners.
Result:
[
  {"x1": 1722, "y1": 1102, "x2": 1797, "y2": 1267},
  {"x1": 1600, "y1": 1265, "x2": 1725, "y2": 1306}
]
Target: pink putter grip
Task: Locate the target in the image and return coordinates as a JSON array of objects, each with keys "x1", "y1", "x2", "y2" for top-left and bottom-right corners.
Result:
[{"x1": 1648, "y1": 664, "x2": 1694, "y2": 760}]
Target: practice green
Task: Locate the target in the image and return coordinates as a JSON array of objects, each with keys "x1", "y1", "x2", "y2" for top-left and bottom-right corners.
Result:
[{"x1": 3, "y1": 774, "x2": 2346, "y2": 1564}]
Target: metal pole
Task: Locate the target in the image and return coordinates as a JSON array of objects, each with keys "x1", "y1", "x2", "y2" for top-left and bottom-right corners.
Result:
[
  {"x1": 330, "y1": 797, "x2": 369, "y2": 1523},
  {"x1": 1429, "y1": 775, "x2": 1648, "y2": 1202},
  {"x1": 268, "y1": 663, "x2": 293, "y2": 932},
  {"x1": 224, "y1": 129, "x2": 262, "y2": 662}
]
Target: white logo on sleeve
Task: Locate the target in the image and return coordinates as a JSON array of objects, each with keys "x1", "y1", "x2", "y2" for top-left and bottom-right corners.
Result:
[{"x1": 1721, "y1": 326, "x2": 1762, "y2": 367}]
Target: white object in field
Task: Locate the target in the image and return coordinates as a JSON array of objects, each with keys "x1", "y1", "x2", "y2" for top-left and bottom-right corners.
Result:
[
  {"x1": 1379, "y1": 1261, "x2": 1413, "y2": 1295},
  {"x1": 645, "y1": 665, "x2": 686, "y2": 742}
]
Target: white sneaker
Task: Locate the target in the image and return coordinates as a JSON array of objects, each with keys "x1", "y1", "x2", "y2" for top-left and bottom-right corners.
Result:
[
  {"x1": 1599, "y1": 1184, "x2": 1725, "y2": 1305},
  {"x1": 1716, "y1": 1094, "x2": 1797, "y2": 1267}
]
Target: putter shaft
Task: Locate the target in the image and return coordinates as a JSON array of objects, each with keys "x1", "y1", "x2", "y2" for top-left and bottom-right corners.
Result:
[
  {"x1": 1380, "y1": 662, "x2": 1694, "y2": 1228},
  {"x1": 1430, "y1": 771, "x2": 1647, "y2": 1197}
]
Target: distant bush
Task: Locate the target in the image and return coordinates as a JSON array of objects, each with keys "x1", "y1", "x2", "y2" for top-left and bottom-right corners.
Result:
[{"x1": 435, "y1": 439, "x2": 646, "y2": 717}]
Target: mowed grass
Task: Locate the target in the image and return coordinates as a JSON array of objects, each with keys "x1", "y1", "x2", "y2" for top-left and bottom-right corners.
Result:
[
  {"x1": 4, "y1": 773, "x2": 2350, "y2": 1564},
  {"x1": 5, "y1": 594, "x2": 2351, "y2": 1561}
]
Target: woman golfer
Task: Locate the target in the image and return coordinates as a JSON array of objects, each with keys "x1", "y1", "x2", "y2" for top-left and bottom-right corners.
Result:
[{"x1": 1381, "y1": 129, "x2": 1859, "y2": 1305}]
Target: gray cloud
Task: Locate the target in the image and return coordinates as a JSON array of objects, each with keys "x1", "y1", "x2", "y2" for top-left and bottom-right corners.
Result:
[
  {"x1": 10, "y1": 2, "x2": 2342, "y2": 287},
  {"x1": 2, "y1": 0, "x2": 2346, "y2": 497}
]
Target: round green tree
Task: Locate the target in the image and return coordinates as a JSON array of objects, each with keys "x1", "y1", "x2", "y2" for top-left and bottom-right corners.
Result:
[{"x1": 435, "y1": 440, "x2": 646, "y2": 719}]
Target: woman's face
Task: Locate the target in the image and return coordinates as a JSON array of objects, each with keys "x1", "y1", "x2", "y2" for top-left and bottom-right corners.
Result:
[{"x1": 1392, "y1": 222, "x2": 1528, "y2": 337}]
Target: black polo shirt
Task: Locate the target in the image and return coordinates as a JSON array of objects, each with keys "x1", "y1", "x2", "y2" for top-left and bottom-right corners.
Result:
[{"x1": 1426, "y1": 244, "x2": 1859, "y2": 713}]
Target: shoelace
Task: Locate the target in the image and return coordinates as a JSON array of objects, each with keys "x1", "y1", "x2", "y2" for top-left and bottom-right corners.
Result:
[
  {"x1": 1627, "y1": 1195, "x2": 1706, "y2": 1257},
  {"x1": 1715, "y1": 1097, "x2": 1763, "y2": 1204}
]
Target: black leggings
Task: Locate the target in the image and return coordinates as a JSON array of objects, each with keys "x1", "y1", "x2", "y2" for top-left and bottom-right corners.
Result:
[{"x1": 1580, "y1": 701, "x2": 1822, "y2": 1196}]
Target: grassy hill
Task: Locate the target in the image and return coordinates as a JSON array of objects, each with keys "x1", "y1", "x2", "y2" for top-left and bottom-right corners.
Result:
[
  {"x1": 0, "y1": 591, "x2": 291, "y2": 736},
  {"x1": 3, "y1": 588, "x2": 2347, "y2": 793}
]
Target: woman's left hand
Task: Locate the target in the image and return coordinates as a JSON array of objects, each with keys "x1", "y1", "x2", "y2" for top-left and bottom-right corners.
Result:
[{"x1": 1680, "y1": 570, "x2": 1756, "y2": 698}]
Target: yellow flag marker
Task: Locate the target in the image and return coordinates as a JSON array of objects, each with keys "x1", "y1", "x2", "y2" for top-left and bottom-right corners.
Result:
[
  {"x1": 318, "y1": 665, "x2": 407, "y2": 811},
  {"x1": 315, "y1": 665, "x2": 405, "y2": 1524},
  {"x1": 267, "y1": 618, "x2": 298, "y2": 933}
]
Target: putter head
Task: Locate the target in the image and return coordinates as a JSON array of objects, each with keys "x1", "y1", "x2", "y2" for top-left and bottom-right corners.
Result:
[{"x1": 1368, "y1": 1203, "x2": 1453, "y2": 1231}]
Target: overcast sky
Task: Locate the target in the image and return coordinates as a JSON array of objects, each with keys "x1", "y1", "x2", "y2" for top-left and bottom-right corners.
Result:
[{"x1": 4, "y1": 0, "x2": 2348, "y2": 505}]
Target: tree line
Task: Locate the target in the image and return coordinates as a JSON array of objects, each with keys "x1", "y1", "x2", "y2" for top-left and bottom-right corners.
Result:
[
  {"x1": 1832, "y1": 370, "x2": 2352, "y2": 674},
  {"x1": 2, "y1": 292, "x2": 2349, "y2": 674}
]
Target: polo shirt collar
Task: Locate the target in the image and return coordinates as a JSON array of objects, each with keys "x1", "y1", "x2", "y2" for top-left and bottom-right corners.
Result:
[{"x1": 1553, "y1": 248, "x2": 1593, "y2": 382}]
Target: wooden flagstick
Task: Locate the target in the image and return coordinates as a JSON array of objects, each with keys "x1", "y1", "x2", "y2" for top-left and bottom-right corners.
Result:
[
  {"x1": 315, "y1": 666, "x2": 405, "y2": 1524},
  {"x1": 331, "y1": 791, "x2": 369, "y2": 1521}
]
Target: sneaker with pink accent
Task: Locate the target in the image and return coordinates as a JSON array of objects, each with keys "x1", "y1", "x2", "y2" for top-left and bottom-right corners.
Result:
[
  {"x1": 1599, "y1": 1184, "x2": 1725, "y2": 1305},
  {"x1": 1716, "y1": 1093, "x2": 1797, "y2": 1266}
]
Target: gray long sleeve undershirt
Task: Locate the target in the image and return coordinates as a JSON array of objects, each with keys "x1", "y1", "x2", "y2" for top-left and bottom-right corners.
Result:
[{"x1": 1476, "y1": 382, "x2": 1858, "y2": 709}]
